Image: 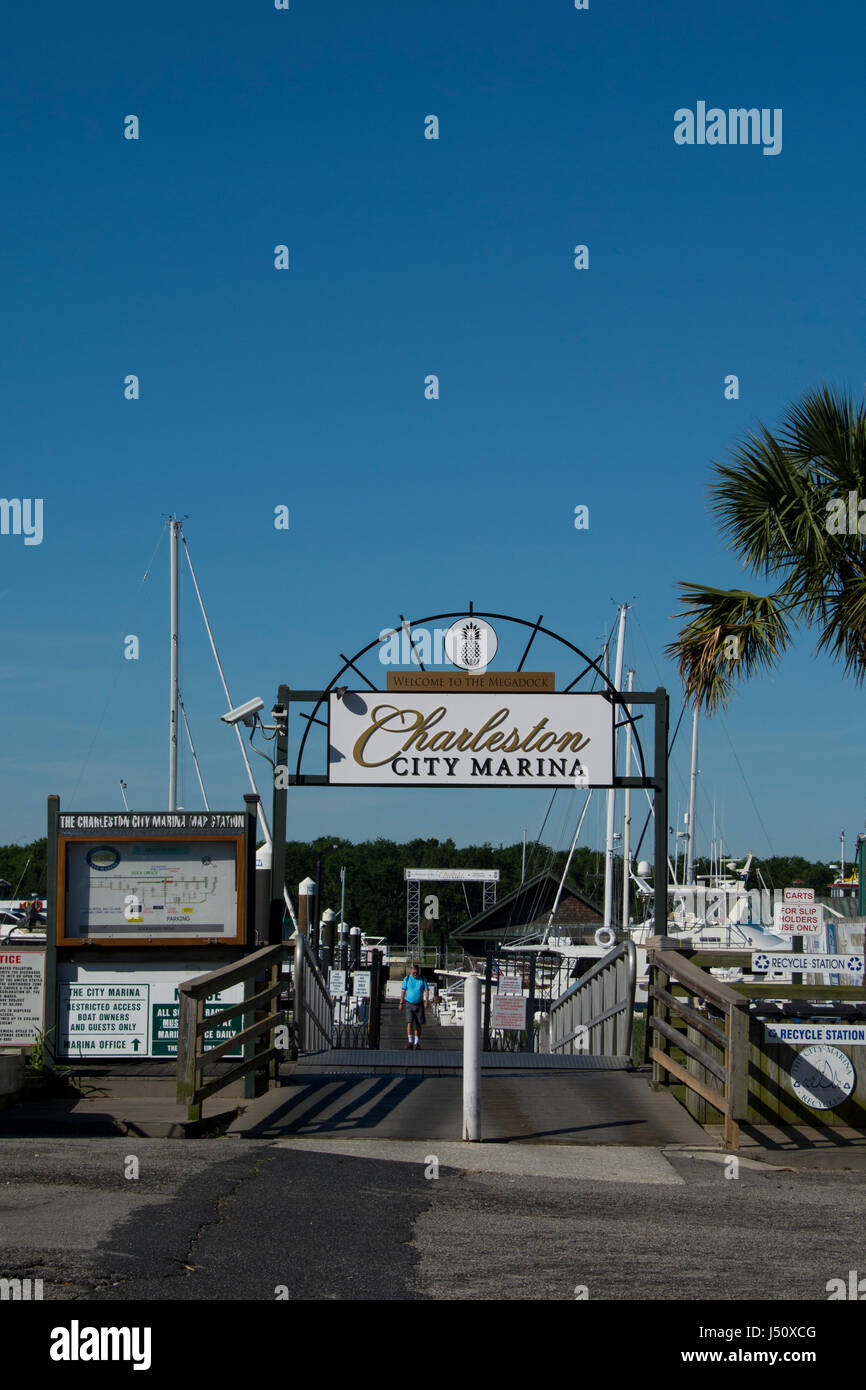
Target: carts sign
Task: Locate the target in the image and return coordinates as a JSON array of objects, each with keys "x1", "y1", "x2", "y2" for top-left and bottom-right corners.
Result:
[{"x1": 328, "y1": 692, "x2": 614, "y2": 788}]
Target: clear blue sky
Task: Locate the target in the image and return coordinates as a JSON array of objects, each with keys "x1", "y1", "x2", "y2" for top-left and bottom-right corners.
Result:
[{"x1": 2, "y1": 0, "x2": 864, "y2": 873}]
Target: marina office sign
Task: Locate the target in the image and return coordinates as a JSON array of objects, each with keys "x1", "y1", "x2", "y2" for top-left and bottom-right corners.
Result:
[{"x1": 328, "y1": 691, "x2": 614, "y2": 787}]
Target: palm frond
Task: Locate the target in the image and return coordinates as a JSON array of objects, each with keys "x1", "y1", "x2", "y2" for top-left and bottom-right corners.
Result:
[{"x1": 666, "y1": 583, "x2": 794, "y2": 713}]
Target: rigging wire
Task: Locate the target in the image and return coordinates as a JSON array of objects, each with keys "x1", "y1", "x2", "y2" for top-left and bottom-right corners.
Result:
[
  {"x1": 504, "y1": 610, "x2": 620, "y2": 938},
  {"x1": 716, "y1": 711, "x2": 776, "y2": 857},
  {"x1": 181, "y1": 534, "x2": 299, "y2": 931},
  {"x1": 67, "y1": 520, "x2": 168, "y2": 807}
]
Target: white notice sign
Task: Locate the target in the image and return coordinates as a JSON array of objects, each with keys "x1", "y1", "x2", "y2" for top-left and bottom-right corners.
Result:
[
  {"x1": 352, "y1": 970, "x2": 371, "y2": 999},
  {"x1": 498, "y1": 976, "x2": 523, "y2": 994},
  {"x1": 751, "y1": 952, "x2": 864, "y2": 976},
  {"x1": 764, "y1": 1023, "x2": 866, "y2": 1045},
  {"x1": 0, "y1": 947, "x2": 46, "y2": 1046},
  {"x1": 491, "y1": 995, "x2": 527, "y2": 1030},
  {"x1": 328, "y1": 969, "x2": 347, "y2": 998},
  {"x1": 783, "y1": 887, "x2": 815, "y2": 902},
  {"x1": 775, "y1": 901, "x2": 823, "y2": 935},
  {"x1": 329, "y1": 692, "x2": 614, "y2": 787},
  {"x1": 59, "y1": 981, "x2": 149, "y2": 1056}
]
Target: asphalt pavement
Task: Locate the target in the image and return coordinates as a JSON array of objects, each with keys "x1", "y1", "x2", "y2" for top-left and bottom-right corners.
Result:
[{"x1": 0, "y1": 1137, "x2": 862, "y2": 1301}]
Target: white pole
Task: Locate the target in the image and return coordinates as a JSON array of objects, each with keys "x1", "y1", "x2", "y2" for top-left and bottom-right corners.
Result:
[
  {"x1": 168, "y1": 518, "x2": 179, "y2": 810},
  {"x1": 622, "y1": 670, "x2": 634, "y2": 928},
  {"x1": 340, "y1": 865, "x2": 346, "y2": 923},
  {"x1": 686, "y1": 703, "x2": 699, "y2": 885},
  {"x1": 462, "y1": 974, "x2": 482, "y2": 1141},
  {"x1": 604, "y1": 604, "x2": 628, "y2": 926},
  {"x1": 521, "y1": 829, "x2": 526, "y2": 886}
]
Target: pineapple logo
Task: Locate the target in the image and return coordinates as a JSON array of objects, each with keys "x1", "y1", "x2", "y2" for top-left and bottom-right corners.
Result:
[
  {"x1": 444, "y1": 617, "x2": 498, "y2": 672},
  {"x1": 459, "y1": 622, "x2": 484, "y2": 669}
]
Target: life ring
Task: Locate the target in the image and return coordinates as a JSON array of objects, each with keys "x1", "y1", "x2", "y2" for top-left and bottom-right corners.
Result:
[{"x1": 594, "y1": 926, "x2": 616, "y2": 950}]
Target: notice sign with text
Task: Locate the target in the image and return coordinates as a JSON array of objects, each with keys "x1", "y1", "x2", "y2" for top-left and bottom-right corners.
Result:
[
  {"x1": 752, "y1": 952, "x2": 864, "y2": 976},
  {"x1": 774, "y1": 897, "x2": 824, "y2": 936},
  {"x1": 57, "y1": 965, "x2": 244, "y2": 1058},
  {"x1": 491, "y1": 995, "x2": 527, "y2": 1030},
  {"x1": 0, "y1": 947, "x2": 45, "y2": 1046},
  {"x1": 328, "y1": 692, "x2": 613, "y2": 788}
]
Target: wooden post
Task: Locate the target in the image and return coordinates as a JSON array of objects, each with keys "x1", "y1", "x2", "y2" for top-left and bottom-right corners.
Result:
[
  {"x1": 725, "y1": 1000, "x2": 750, "y2": 1150},
  {"x1": 268, "y1": 957, "x2": 281, "y2": 1085}
]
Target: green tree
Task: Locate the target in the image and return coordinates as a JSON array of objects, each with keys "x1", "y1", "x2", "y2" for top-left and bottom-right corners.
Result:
[{"x1": 667, "y1": 384, "x2": 866, "y2": 710}]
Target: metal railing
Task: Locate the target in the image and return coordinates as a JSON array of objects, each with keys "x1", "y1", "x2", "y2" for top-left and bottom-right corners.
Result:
[
  {"x1": 647, "y1": 945, "x2": 749, "y2": 1149},
  {"x1": 548, "y1": 940, "x2": 636, "y2": 1057},
  {"x1": 176, "y1": 944, "x2": 288, "y2": 1122},
  {"x1": 293, "y1": 932, "x2": 334, "y2": 1053}
]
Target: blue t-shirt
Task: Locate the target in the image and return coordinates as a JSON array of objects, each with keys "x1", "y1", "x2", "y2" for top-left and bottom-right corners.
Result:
[{"x1": 402, "y1": 974, "x2": 427, "y2": 1004}]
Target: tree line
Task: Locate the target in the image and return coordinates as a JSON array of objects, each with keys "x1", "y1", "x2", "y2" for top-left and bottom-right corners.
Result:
[{"x1": 0, "y1": 836, "x2": 847, "y2": 942}]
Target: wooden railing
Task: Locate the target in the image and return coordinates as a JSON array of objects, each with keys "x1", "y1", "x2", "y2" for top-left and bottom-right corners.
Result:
[
  {"x1": 176, "y1": 944, "x2": 288, "y2": 1122},
  {"x1": 647, "y1": 945, "x2": 750, "y2": 1148},
  {"x1": 548, "y1": 940, "x2": 637, "y2": 1056}
]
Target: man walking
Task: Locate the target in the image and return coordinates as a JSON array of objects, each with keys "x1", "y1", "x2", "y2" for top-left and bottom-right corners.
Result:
[{"x1": 399, "y1": 963, "x2": 429, "y2": 1048}]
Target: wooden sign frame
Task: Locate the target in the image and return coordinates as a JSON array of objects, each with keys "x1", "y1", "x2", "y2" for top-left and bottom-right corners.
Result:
[{"x1": 55, "y1": 833, "x2": 246, "y2": 948}]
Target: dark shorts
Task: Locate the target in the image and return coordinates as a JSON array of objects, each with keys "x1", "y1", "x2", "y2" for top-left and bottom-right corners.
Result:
[{"x1": 406, "y1": 1002, "x2": 425, "y2": 1028}]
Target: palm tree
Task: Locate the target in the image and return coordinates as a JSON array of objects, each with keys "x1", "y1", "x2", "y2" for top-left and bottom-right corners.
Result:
[{"x1": 667, "y1": 384, "x2": 866, "y2": 711}]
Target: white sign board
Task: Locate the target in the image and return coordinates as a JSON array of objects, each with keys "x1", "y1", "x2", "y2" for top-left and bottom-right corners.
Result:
[
  {"x1": 0, "y1": 947, "x2": 46, "y2": 1046},
  {"x1": 784, "y1": 887, "x2": 815, "y2": 902},
  {"x1": 329, "y1": 692, "x2": 614, "y2": 787},
  {"x1": 64, "y1": 839, "x2": 239, "y2": 940},
  {"x1": 498, "y1": 976, "x2": 523, "y2": 995},
  {"x1": 752, "y1": 953, "x2": 864, "y2": 976},
  {"x1": 57, "y1": 963, "x2": 243, "y2": 1058},
  {"x1": 774, "y1": 900, "x2": 824, "y2": 936},
  {"x1": 328, "y1": 969, "x2": 347, "y2": 998},
  {"x1": 352, "y1": 970, "x2": 371, "y2": 999},
  {"x1": 764, "y1": 1023, "x2": 866, "y2": 1045},
  {"x1": 491, "y1": 995, "x2": 527, "y2": 1030},
  {"x1": 404, "y1": 868, "x2": 500, "y2": 882}
]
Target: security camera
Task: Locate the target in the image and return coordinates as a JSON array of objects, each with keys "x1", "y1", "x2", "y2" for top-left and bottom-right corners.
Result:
[{"x1": 221, "y1": 697, "x2": 265, "y2": 727}]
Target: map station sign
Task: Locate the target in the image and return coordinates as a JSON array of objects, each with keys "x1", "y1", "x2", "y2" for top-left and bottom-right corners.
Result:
[
  {"x1": 328, "y1": 692, "x2": 614, "y2": 788},
  {"x1": 54, "y1": 815, "x2": 247, "y2": 947}
]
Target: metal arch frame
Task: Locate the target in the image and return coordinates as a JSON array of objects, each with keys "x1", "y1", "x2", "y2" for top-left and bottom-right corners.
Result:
[
  {"x1": 291, "y1": 607, "x2": 650, "y2": 786},
  {"x1": 277, "y1": 608, "x2": 669, "y2": 937}
]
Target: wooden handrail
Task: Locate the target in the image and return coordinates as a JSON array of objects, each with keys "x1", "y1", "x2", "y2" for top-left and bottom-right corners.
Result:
[
  {"x1": 647, "y1": 945, "x2": 749, "y2": 1148},
  {"x1": 176, "y1": 944, "x2": 290, "y2": 1121}
]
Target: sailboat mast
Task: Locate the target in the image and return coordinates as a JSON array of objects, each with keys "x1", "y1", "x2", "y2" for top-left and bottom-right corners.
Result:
[
  {"x1": 622, "y1": 669, "x2": 634, "y2": 927},
  {"x1": 686, "y1": 701, "x2": 699, "y2": 884},
  {"x1": 603, "y1": 603, "x2": 628, "y2": 926},
  {"x1": 168, "y1": 517, "x2": 180, "y2": 811}
]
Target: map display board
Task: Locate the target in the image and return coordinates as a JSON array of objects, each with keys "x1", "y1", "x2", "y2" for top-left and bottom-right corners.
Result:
[{"x1": 59, "y1": 836, "x2": 243, "y2": 945}]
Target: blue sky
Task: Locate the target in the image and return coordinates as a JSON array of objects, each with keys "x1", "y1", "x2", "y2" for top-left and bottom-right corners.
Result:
[{"x1": 1, "y1": 0, "x2": 864, "y2": 874}]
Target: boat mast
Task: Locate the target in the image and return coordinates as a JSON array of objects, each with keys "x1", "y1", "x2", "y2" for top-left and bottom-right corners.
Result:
[
  {"x1": 168, "y1": 516, "x2": 181, "y2": 811},
  {"x1": 686, "y1": 701, "x2": 699, "y2": 884},
  {"x1": 603, "y1": 603, "x2": 628, "y2": 927},
  {"x1": 622, "y1": 669, "x2": 634, "y2": 927}
]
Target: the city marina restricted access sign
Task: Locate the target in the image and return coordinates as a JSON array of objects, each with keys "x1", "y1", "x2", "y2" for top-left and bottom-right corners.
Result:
[{"x1": 328, "y1": 690, "x2": 614, "y2": 787}]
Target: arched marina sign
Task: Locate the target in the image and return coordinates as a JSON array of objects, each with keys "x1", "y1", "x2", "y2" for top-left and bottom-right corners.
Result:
[{"x1": 328, "y1": 689, "x2": 614, "y2": 787}]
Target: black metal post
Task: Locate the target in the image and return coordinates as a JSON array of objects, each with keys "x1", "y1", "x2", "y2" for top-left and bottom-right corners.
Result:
[
  {"x1": 654, "y1": 688, "x2": 669, "y2": 939},
  {"x1": 243, "y1": 793, "x2": 261, "y2": 1099},
  {"x1": 368, "y1": 950, "x2": 382, "y2": 1048},
  {"x1": 270, "y1": 685, "x2": 289, "y2": 945},
  {"x1": 524, "y1": 953, "x2": 537, "y2": 1052},
  {"x1": 44, "y1": 795, "x2": 60, "y2": 1069}
]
